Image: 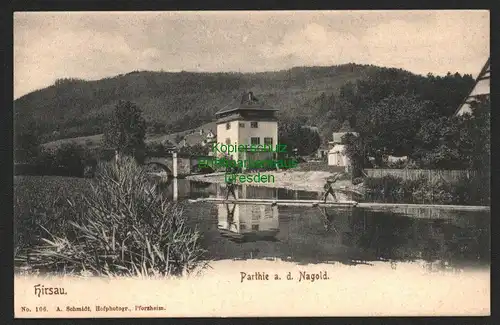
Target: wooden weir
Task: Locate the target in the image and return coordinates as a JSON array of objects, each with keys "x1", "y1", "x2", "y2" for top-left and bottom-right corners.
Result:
[
  {"x1": 187, "y1": 197, "x2": 490, "y2": 211},
  {"x1": 188, "y1": 198, "x2": 358, "y2": 207}
]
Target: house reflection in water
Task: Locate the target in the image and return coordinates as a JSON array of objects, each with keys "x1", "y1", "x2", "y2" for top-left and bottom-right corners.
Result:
[
  {"x1": 217, "y1": 203, "x2": 280, "y2": 243},
  {"x1": 318, "y1": 207, "x2": 355, "y2": 246},
  {"x1": 213, "y1": 183, "x2": 279, "y2": 200}
]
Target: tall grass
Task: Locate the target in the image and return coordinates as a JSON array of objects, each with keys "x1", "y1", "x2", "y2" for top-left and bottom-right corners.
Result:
[
  {"x1": 17, "y1": 156, "x2": 207, "y2": 277},
  {"x1": 14, "y1": 176, "x2": 90, "y2": 258}
]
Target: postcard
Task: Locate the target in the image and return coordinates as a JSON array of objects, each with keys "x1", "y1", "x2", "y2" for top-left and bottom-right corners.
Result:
[{"x1": 13, "y1": 10, "x2": 490, "y2": 317}]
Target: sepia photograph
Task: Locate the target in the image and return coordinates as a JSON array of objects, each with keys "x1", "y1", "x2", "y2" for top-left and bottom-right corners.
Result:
[{"x1": 13, "y1": 10, "x2": 490, "y2": 317}]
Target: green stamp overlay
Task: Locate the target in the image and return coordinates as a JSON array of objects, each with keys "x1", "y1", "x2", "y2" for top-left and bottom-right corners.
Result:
[{"x1": 198, "y1": 142, "x2": 298, "y2": 183}]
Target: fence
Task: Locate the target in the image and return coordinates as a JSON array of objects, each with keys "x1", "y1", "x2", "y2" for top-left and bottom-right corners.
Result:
[{"x1": 364, "y1": 169, "x2": 477, "y2": 184}]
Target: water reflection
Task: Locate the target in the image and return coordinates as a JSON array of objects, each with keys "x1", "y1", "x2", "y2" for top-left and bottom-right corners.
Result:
[
  {"x1": 155, "y1": 178, "x2": 490, "y2": 270},
  {"x1": 217, "y1": 203, "x2": 279, "y2": 243},
  {"x1": 205, "y1": 203, "x2": 489, "y2": 270},
  {"x1": 154, "y1": 177, "x2": 322, "y2": 201}
]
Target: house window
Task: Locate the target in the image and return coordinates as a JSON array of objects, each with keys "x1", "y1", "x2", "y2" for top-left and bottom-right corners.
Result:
[
  {"x1": 252, "y1": 224, "x2": 259, "y2": 231},
  {"x1": 225, "y1": 138, "x2": 231, "y2": 145},
  {"x1": 251, "y1": 122, "x2": 258, "y2": 128},
  {"x1": 239, "y1": 122, "x2": 245, "y2": 128},
  {"x1": 264, "y1": 137, "x2": 273, "y2": 146},
  {"x1": 250, "y1": 137, "x2": 260, "y2": 145},
  {"x1": 226, "y1": 122, "x2": 231, "y2": 130}
]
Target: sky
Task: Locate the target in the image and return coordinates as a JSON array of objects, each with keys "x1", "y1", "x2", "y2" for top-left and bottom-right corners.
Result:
[{"x1": 14, "y1": 10, "x2": 489, "y2": 99}]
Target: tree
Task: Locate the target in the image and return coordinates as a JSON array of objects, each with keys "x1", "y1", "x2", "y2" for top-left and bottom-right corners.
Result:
[
  {"x1": 178, "y1": 143, "x2": 210, "y2": 156},
  {"x1": 413, "y1": 116, "x2": 463, "y2": 169},
  {"x1": 174, "y1": 134, "x2": 184, "y2": 144},
  {"x1": 342, "y1": 133, "x2": 368, "y2": 178},
  {"x1": 146, "y1": 126, "x2": 156, "y2": 134},
  {"x1": 53, "y1": 142, "x2": 84, "y2": 170},
  {"x1": 356, "y1": 95, "x2": 432, "y2": 160},
  {"x1": 456, "y1": 98, "x2": 490, "y2": 171},
  {"x1": 414, "y1": 97, "x2": 490, "y2": 170},
  {"x1": 14, "y1": 130, "x2": 40, "y2": 163},
  {"x1": 278, "y1": 118, "x2": 321, "y2": 156},
  {"x1": 104, "y1": 100, "x2": 146, "y2": 160}
]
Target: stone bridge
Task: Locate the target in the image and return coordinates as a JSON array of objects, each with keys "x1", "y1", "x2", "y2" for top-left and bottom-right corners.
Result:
[{"x1": 144, "y1": 153, "x2": 214, "y2": 177}]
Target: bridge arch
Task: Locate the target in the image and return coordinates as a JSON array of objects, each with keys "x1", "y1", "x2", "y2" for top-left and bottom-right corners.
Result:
[{"x1": 144, "y1": 161, "x2": 172, "y2": 176}]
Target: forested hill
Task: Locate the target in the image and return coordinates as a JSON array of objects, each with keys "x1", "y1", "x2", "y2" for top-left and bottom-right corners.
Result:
[{"x1": 14, "y1": 63, "x2": 474, "y2": 144}]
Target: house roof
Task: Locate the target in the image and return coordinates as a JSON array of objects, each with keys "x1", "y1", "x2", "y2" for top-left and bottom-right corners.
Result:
[
  {"x1": 455, "y1": 57, "x2": 490, "y2": 116},
  {"x1": 328, "y1": 144, "x2": 346, "y2": 153},
  {"x1": 215, "y1": 91, "x2": 277, "y2": 116},
  {"x1": 331, "y1": 131, "x2": 358, "y2": 144},
  {"x1": 215, "y1": 113, "x2": 278, "y2": 124}
]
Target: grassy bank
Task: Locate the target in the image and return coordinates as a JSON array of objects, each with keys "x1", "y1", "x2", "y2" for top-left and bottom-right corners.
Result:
[
  {"x1": 14, "y1": 157, "x2": 207, "y2": 277},
  {"x1": 364, "y1": 174, "x2": 490, "y2": 206}
]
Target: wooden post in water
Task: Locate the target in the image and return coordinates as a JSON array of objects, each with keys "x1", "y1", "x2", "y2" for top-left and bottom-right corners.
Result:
[
  {"x1": 173, "y1": 177, "x2": 178, "y2": 201},
  {"x1": 173, "y1": 152, "x2": 178, "y2": 178}
]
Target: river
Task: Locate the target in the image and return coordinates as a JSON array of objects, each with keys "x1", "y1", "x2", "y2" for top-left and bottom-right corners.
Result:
[{"x1": 156, "y1": 177, "x2": 490, "y2": 271}]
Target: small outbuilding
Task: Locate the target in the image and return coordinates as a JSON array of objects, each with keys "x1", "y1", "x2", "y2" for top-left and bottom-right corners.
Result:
[{"x1": 327, "y1": 123, "x2": 358, "y2": 170}]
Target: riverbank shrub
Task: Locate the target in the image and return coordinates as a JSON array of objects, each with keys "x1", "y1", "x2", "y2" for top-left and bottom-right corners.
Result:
[
  {"x1": 451, "y1": 172, "x2": 490, "y2": 206},
  {"x1": 364, "y1": 172, "x2": 490, "y2": 205},
  {"x1": 364, "y1": 175, "x2": 406, "y2": 201},
  {"x1": 20, "y1": 156, "x2": 207, "y2": 277},
  {"x1": 411, "y1": 178, "x2": 455, "y2": 204},
  {"x1": 16, "y1": 143, "x2": 100, "y2": 178}
]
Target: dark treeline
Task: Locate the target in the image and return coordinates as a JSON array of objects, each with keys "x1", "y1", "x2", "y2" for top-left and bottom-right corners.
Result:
[
  {"x1": 310, "y1": 69, "x2": 482, "y2": 171},
  {"x1": 338, "y1": 85, "x2": 488, "y2": 173},
  {"x1": 14, "y1": 142, "x2": 114, "y2": 178},
  {"x1": 308, "y1": 70, "x2": 474, "y2": 147}
]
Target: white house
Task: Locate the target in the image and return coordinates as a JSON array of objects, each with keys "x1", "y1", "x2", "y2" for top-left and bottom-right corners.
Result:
[
  {"x1": 215, "y1": 91, "x2": 278, "y2": 167},
  {"x1": 205, "y1": 129, "x2": 215, "y2": 140},
  {"x1": 327, "y1": 129, "x2": 358, "y2": 169},
  {"x1": 200, "y1": 129, "x2": 217, "y2": 148}
]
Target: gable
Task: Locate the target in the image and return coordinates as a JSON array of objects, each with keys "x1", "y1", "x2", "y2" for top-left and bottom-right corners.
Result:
[{"x1": 455, "y1": 58, "x2": 490, "y2": 116}]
